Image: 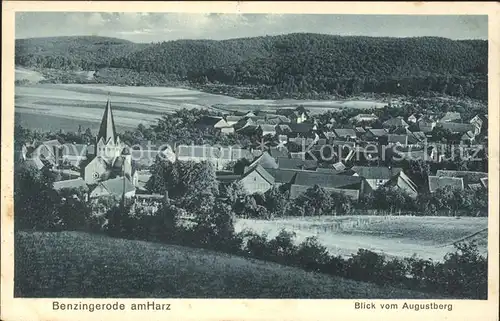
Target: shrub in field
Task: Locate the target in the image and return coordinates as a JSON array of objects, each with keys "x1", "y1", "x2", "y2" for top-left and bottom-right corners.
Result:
[
  {"x1": 377, "y1": 258, "x2": 409, "y2": 287},
  {"x1": 243, "y1": 230, "x2": 271, "y2": 258},
  {"x1": 267, "y1": 229, "x2": 298, "y2": 264},
  {"x1": 430, "y1": 241, "x2": 488, "y2": 299},
  {"x1": 296, "y1": 237, "x2": 330, "y2": 272},
  {"x1": 345, "y1": 249, "x2": 386, "y2": 283}
]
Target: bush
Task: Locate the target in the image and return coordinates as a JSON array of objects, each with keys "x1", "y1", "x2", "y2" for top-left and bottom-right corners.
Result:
[
  {"x1": 346, "y1": 249, "x2": 386, "y2": 283},
  {"x1": 243, "y1": 230, "x2": 271, "y2": 258},
  {"x1": 431, "y1": 241, "x2": 488, "y2": 299},
  {"x1": 268, "y1": 229, "x2": 298, "y2": 264},
  {"x1": 296, "y1": 237, "x2": 330, "y2": 272}
]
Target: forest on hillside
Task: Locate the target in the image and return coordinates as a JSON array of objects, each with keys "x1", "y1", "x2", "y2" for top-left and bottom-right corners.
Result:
[{"x1": 15, "y1": 34, "x2": 488, "y2": 100}]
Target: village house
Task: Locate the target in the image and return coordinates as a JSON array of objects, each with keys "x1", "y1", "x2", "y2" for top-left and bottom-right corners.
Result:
[
  {"x1": 428, "y1": 176, "x2": 464, "y2": 193},
  {"x1": 239, "y1": 164, "x2": 275, "y2": 194},
  {"x1": 469, "y1": 115, "x2": 485, "y2": 135},
  {"x1": 58, "y1": 143, "x2": 88, "y2": 168},
  {"x1": 53, "y1": 177, "x2": 88, "y2": 192},
  {"x1": 130, "y1": 143, "x2": 176, "y2": 169},
  {"x1": 390, "y1": 145, "x2": 442, "y2": 163},
  {"x1": 387, "y1": 134, "x2": 409, "y2": 147},
  {"x1": 350, "y1": 166, "x2": 418, "y2": 198},
  {"x1": 440, "y1": 122, "x2": 476, "y2": 134},
  {"x1": 195, "y1": 116, "x2": 234, "y2": 134},
  {"x1": 354, "y1": 127, "x2": 366, "y2": 138},
  {"x1": 276, "y1": 124, "x2": 292, "y2": 136},
  {"x1": 382, "y1": 116, "x2": 409, "y2": 129},
  {"x1": 89, "y1": 176, "x2": 136, "y2": 199},
  {"x1": 407, "y1": 114, "x2": 421, "y2": 123},
  {"x1": 435, "y1": 170, "x2": 488, "y2": 190},
  {"x1": 364, "y1": 128, "x2": 389, "y2": 142},
  {"x1": 290, "y1": 171, "x2": 365, "y2": 201},
  {"x1": 418, "y1": 117, "x2": 437, "y2": 133},
  {"x1": 280, "y1": 106, "x2": 309, "y2": 123},
  {"x1": 234, "y1": 117, "x2": 257, "y2": 132},
  {"x1": 264, "y1": 168, "x2": 300, "y2": 188},
  {"x1": 439, "y1": 111, "x2": 462, "y2": 123},
  {"x1": 243, "y1": 152, "x2": 279, "y2": 171},
  {"x1": 350, "y1": 113, "x2": 379, "y2": 124},
  {"x1": 224, "y1": 115, "x2": 243, "y2": 126},
  {"x1": 333, "y1": 128, "x2": 357, "y2": 141},
  {"x1": 288, "y1": 123, "x2": 317, "y2": 138},
  {"x1": 277, "y1": 157, "x2": 318, "y2": 171},
  {"x1": 176, "y1": 145, "x2": 254, "y2": 170},
  {"x1": 258, "y1": 124, "x2": 277, "y2": 137}
]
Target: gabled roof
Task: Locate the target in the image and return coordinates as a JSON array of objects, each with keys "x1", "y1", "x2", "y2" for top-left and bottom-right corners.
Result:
[
  {"x1": 366, "y1": 128, "x2": 389, "y2": 137},
  {"x1": 249, "y1": 152, "x2": 279, "y2": 169},
  {"x1": 480, "y1": 177, "x2": 488, "y2": 189},
  {"x1": 265, "y1": 168, "x2": 299, "y2": 184},
  {"x1": 99, "y1": 176, "x2": 135, "y2": 196},
  {"x1": 351, "y1": 166, "x2": 403, "y2": 180},
  {"x1": 278, "y1": 157, "x2": 318, "y2": 170},
  {"x1": 97, "y1": 99, "x2": 118, "y2": 144},
  {"x1": 289, "y1": 123, "x2": 314, "y2": 133},
  {"x1": 61, "y1": 143, "x2": 88, "y2": 157},
  {"x1": 440, "y1": 122, "x2": 475, "y2": 133},
  {"x1": 242, "y1": 164, "x2": 275, "y2": 185},
  {"x1": 355, "y1": 127, "x2": 366, "y2": 133},
  {"x1": 332, "y1": 162, "x2": 347, "y2": 171},
  {"x1": 468, "y1": 183, "x2": 483, "y2": 191},
  {"x1": 53, "y1": 178, "x2": 88, "y2": 191},
  {"x1": 225, "y1": 115, "x2": 243, "y2": 122},
  {"x1": 268, "y1": 146, "x2": 289, "y2": 159},
  {"x1": 333, "y1": 128, "x2": 357, "y2": 138},
  {"x1": 316, "y1": 168, "x2": 345, "y2": 174},
  {"x1": 428, "y1": 176, "x2": 464, "y2": 192},
  {"x1": 440, "y1": 112, "x2": 462, "y2": 122},
  {"x1": 294, "y1": 171, "x2": 363, "y2": 189},
  {"x1": 276, "y1": 124, "x2": 292, "y2": 133},
  {"x1": 259, "y1": 124, "x2": 277, "y2": 132},
  {"x1": 387, "y1": 134, "x2": 408, "y2": 145},
  {"x1": 42, "y1": 139, "x2": 62, "y2": 148},
  {"x1": 384, "y1": 171, "x2": 418, "y2": 196},
  {"x1": 383, "y1": 117, "x2": 409, "y2": 127},
  {"x1": 461, "y1": 131, "x2": 476, "y2": 141},
  {"x1": 412, "y1": 131, "x2": 427, "y2": 141},
  {"x1": 352, "y1": 113, "x2": 378, "y2": 120},
  {"x1": 195, "y1": 116, "x2": 227, "y2": 127},
  {"x1": 289, "y1": 184, "x2": 360, "y2": 200},
  {"x1": 435, "y1": 170, "x2": 488, "y2": 185}
]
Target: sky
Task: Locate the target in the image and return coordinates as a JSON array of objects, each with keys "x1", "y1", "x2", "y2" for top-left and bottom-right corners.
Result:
[{"x1": 15, "y1": 12, "x2": 488, "y2": 42}]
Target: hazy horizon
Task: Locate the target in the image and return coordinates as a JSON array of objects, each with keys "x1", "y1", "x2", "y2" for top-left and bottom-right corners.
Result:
[{"x1": 16, "y1": 13, "x2": 488, "y2": 42}]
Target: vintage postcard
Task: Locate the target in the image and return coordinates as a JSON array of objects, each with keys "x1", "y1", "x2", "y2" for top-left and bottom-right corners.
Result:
[{"x1": 1, "y1": 1, "x2": 499, "y2": 321}]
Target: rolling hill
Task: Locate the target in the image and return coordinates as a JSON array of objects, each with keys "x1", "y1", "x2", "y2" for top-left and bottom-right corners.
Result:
[
  {"x1": 14, "y1": 231, "x2": 442, "y2": 298},
  {"x1": 15, "y1": 34, "x2": 488, "y2": 99}
]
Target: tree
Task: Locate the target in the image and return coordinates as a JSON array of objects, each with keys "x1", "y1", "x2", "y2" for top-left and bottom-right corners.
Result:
[
  {"x1": 263, "y1": 187, "x2": 289, "y2": 217},
  {"x1": 293, "y1": 185, "x2": 333, "y2": 216},
  {"x1": 14, "y1": 162, "x2": 60, "y2": 230}
]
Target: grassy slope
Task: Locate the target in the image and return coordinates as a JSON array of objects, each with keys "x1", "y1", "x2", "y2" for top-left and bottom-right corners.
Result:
[{"x1": 14, "y1": 231, "x2": 441, "y2": 299}]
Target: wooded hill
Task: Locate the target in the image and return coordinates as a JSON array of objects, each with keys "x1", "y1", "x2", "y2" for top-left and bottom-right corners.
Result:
[{"x1": 15, "y1": 34, "x2": 488, "y2": 100}]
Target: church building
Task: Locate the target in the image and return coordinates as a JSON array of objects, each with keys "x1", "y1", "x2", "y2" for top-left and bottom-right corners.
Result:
[{"x1": 83, "y1": 99, "x2": 134, "y2": 185}]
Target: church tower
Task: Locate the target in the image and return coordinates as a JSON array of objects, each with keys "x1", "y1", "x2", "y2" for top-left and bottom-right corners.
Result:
[{"x1": 96, "y1": 99, "x2": 123, "y2": 161}]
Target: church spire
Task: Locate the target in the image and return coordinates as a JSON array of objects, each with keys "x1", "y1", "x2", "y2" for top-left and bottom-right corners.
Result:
[{"x1": 97, "y1": 97, "x2": 117, "y2": 144}]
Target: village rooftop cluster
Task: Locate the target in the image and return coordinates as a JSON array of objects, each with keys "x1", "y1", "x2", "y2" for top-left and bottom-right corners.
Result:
[{"x1": 18, "y1": 100, "x2": 488, "y2": 204}]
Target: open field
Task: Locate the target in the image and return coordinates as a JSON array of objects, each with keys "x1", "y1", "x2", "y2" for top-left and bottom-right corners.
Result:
[
  {"x1": 235, "y1": 215, "x2": 488, "y2": 262},
  {"x1": 15, "y1": 67, "x2": 45, "y2": 82},
  {"x1": 14, "y1": 231, "x2": 439, "y2": 298},
  {"x1": 14, "y1": 71, "x2": 389, "y2": 132}
]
